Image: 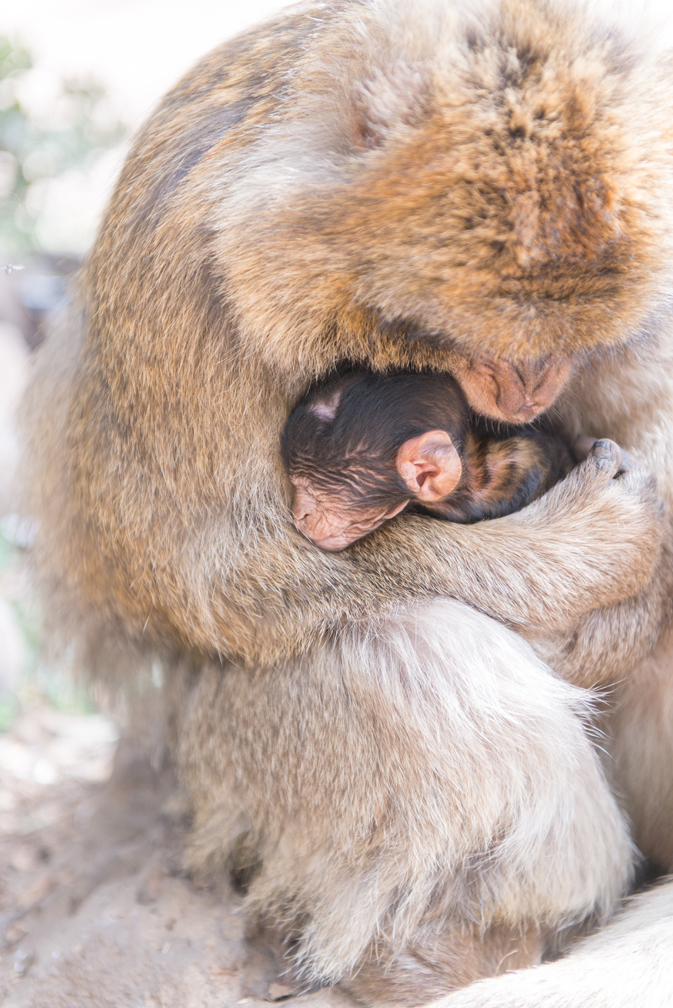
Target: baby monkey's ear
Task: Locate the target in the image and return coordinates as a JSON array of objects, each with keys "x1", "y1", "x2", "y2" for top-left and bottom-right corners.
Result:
[{"x1": 395, "y1": 430, "x2": 462, "y2": 502}]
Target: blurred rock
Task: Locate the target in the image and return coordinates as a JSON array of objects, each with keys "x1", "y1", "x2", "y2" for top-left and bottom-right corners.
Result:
[
  {"x1": 0, "y1": 257, "x2": 79, "y2": 351},
  {"x1": 0, "y1": 276, "x2": 30, "y2": 344},
  {"x1": 0, "y1": 706, "x2": 118, "y2": 786}
]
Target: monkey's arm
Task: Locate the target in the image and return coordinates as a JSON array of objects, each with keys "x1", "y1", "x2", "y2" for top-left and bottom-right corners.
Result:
[
  {"x1": 352, "y1": 442, "x2": 661, "y2": 633},
  {"x1": 196, "y1": 440, "x2": 662, "y2": 665},
  {"x1": 463, "y1": 432, "x2": 672, "y2": 688},
  {"x1": 430, "y1": 881, "x2": 673, "y2": 1008},
  {"x1": 30, "y1": 322, "x2": 662, "y2": 670}
]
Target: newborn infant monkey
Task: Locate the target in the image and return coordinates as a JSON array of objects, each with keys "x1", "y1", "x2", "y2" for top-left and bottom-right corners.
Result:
[{"x1": 282, "y1": 369, "x2": 577, "y2": 551}]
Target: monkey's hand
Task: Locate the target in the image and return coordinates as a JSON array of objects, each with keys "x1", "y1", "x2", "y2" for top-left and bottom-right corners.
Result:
[
  {"x1": 525, "y1": 540, "x2": 673, "y2": 688},
  {"x1": 495, "y1": 438, "x2": 664, "y2": 633}
]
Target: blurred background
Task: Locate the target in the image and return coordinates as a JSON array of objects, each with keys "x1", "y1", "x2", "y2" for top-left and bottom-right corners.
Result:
[{"x1": 0, "y1": 0, "x2": 284, "y2": 874}]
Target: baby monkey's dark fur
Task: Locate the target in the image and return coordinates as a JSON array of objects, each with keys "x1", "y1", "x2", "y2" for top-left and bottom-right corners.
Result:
[{"x1": 282, "y1": 369, "x2": 575, "y2": 532}]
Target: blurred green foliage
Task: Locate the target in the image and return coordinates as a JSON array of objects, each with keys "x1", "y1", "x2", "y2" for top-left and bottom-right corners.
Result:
[{"x1": 0, "y1": 37, "x2": 125, "y2": 257}]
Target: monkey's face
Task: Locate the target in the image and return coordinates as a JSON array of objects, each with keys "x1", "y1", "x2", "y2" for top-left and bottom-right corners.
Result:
[
  {"x1": 449, "y1": 354, "x2": 572, "y2": 423},
  {"x1": 291, "y1": 479, "x2": 409, "y2": 551},
  {"x1": 226, "y1": 11, "x2": 673, "y2": 405}
]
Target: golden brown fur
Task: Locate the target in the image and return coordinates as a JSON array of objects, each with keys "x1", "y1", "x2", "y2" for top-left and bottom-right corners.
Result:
[{"x1": 21, "y1": 0, "x2": 673, "y2": 1003}]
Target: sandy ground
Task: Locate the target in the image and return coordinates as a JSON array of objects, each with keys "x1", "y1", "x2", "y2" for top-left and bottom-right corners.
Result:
[{"x1": 0, "y1": 709, "x2": 351, "y2": 1008}]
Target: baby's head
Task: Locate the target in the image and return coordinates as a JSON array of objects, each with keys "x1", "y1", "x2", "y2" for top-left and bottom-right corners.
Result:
[{"x1": 281, "y1": 369, "x2": 469, "y2": 550}]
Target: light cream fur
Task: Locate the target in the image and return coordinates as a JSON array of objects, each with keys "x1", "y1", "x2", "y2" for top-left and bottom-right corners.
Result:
[{"x1": 182, "y1": 600, "x2": 631, "y2": 986}]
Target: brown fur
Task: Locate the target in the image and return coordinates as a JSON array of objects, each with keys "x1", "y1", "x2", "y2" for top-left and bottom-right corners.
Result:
[
  {"x1": 282, "y1": 368, "x2": 575, "y2": 543},
  {"x1": 343, "y1": 923, "x2": 544, "y2": 1006},
  {"x1": 21, "y1": 0, "x2": 673, "y2": 1002}
]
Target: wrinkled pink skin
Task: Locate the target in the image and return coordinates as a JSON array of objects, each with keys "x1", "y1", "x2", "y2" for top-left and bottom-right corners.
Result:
[
  {"x1": 291, "y1": 481, "x2": 409, "y2": 551},
  {"x1": 292, "y1": 430, "x2": 464, "y2": 551},
  {"x1": 450, "y1": 356, "x2": 573, "y2": 424}
]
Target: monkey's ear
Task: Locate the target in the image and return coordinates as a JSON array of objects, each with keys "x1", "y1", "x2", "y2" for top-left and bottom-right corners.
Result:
[
  {"x1": 396, "y1": 430, "x2": 462, "y2": 502},
  {"x1": 353, "y1": 63, "x2": 429, "y2": 150}
]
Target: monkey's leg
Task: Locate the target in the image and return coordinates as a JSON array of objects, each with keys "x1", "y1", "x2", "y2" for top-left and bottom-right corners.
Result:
[
  {"x1": 427, "y1": 881, "x2": 673, "y2": 1008},
  {"x1": 341, "y1": 922, "x2": 545, "y2": 1006},
  {"x1": 180, "y1": 600, "x2": 633, "y2": 1004},
  {"x1": 609, "y1": 625, "x2": 673, "y2": 871}
]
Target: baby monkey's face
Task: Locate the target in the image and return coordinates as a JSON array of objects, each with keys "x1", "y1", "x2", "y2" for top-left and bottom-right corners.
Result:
[
  {"x1": 291, "y1": 479, "x2": 409, "y2": 551},
  {"x1": 290, "y1": 430, "x2": 463, "y2": 551}
]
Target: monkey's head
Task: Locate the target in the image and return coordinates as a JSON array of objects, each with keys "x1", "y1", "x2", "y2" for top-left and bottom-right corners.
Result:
[
  {"x1": 222, "y1": 1, "x2": 673, "y2": 425},
  {"x1": 282, "y1": 370, "x2": 469, "y2": 550}
]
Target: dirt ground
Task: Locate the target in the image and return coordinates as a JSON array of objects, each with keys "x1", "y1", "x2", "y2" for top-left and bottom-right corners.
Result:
[{"x1": 0, "y1": 706, "x2": 352, "y2": 1008}]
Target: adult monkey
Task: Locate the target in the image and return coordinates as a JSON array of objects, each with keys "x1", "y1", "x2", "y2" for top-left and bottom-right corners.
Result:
[{"x1": 23, "y1": 0, "x2": 673, "y2": 1004}]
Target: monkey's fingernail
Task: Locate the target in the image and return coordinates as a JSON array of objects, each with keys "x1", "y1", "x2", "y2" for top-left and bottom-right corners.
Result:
[{"x1": 590, "y1": 438, "x2": 620, "y2": 471}]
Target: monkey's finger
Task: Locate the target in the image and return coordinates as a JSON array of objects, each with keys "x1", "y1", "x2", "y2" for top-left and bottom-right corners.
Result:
[
  {"x1": 583, "y1": 438, "x2": 622, "y2": 478},
  {"x1": 575, "y1": 436, "x2": 636, "y2": 477}
]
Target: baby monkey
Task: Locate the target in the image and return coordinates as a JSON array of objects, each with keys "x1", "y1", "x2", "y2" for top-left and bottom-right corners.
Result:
[{"x1": 282, "y1": 369, "x2": 578, "y2": 551}]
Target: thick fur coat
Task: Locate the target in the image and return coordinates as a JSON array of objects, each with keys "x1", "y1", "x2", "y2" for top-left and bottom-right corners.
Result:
[{"x1": 22, "y1": 0, "x2": 673, "y2": 1002}]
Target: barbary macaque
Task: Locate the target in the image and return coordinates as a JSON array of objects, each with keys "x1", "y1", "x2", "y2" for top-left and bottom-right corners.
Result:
[
  {"x1": 22, "y1": 0, "x2": 673, "y2": 1005},
  {"x1": 282, "y1": 368, "x2": 576, "y2": 550}
]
